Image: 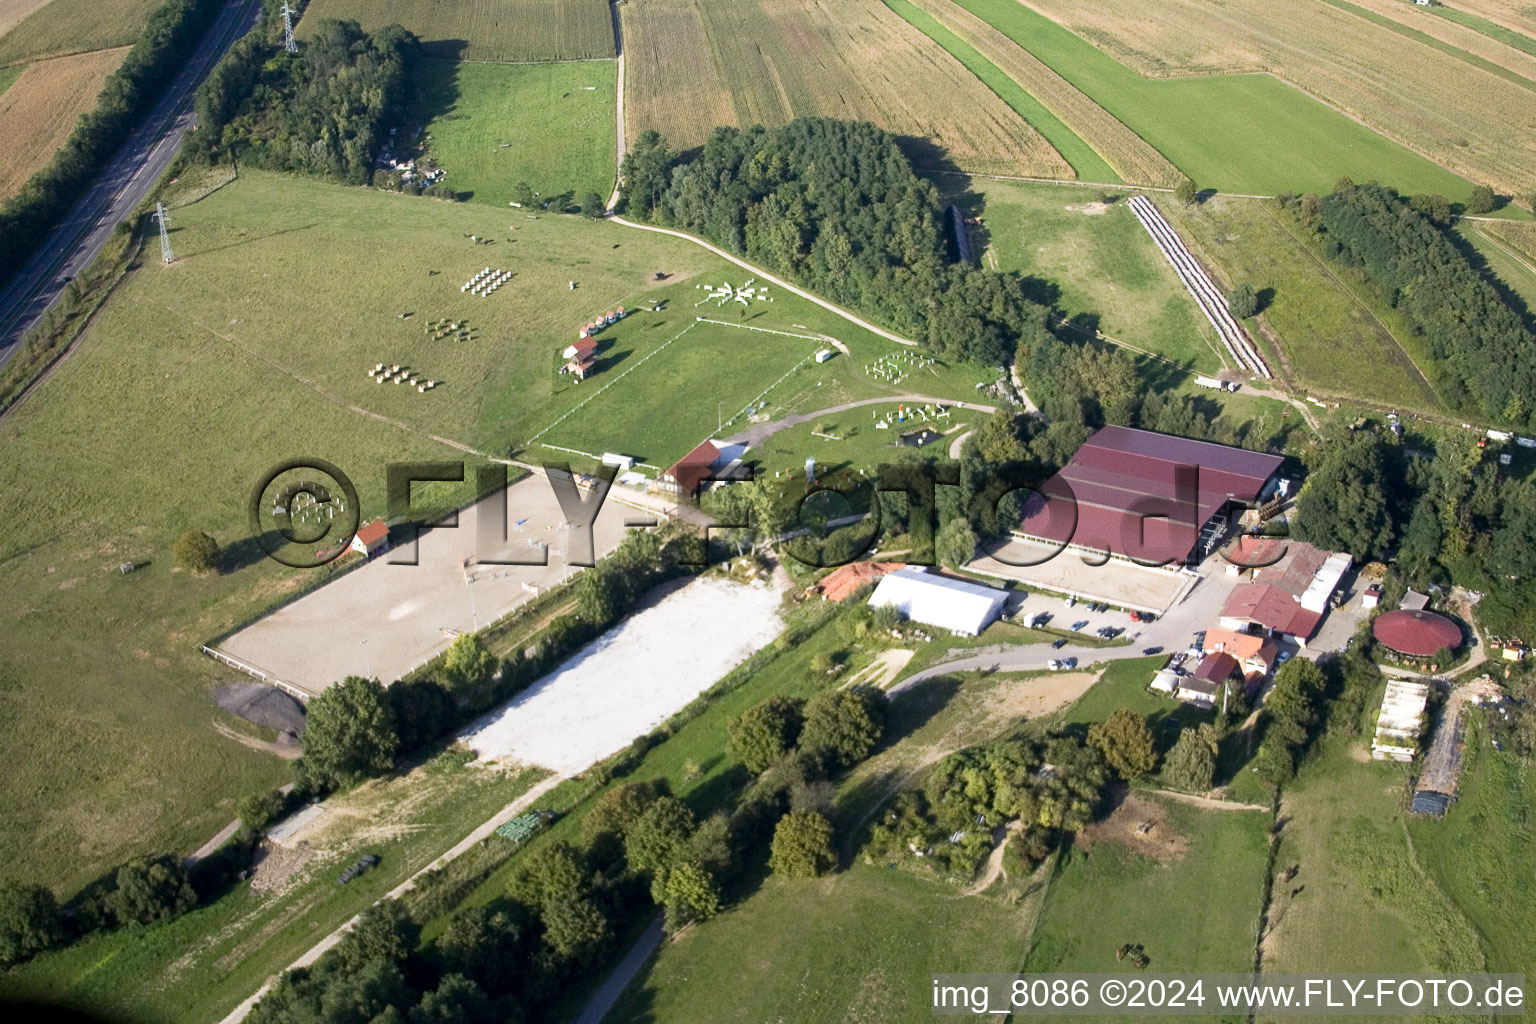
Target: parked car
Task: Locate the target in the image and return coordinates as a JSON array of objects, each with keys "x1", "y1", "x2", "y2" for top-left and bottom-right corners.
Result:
[
  {"x1": 1073, "y1": 620, "x2": 1090, "y2": 631},
  {"x1": 1065, "y1": 596, "x2": 1076, "y2": 607},
  {"x1": 1051, "y1": 638, "x2": 1069, "y2": 649},
  {"x1": 1047, "y1": 659, "x2": 1062, "y2": 670},
  {"x1": 1130, "y1": 611, "x2": 1142, "y2": 622},
  {"x1": 1278, "y1": 650, "x2": 1293, "y2": 663},
  {"x1": 1142, "y1": 646, "x2": 1164, "y2": 655},
  {"x1": 1063, "y1": 657, "x2": 1078, "y2": 669}
]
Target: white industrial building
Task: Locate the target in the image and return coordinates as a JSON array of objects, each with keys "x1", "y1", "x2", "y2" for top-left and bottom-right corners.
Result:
[
  {"x1": 1372, "y1": 679, "x2": 1430, "y2": 761},
  {"x1": 867, "y1": 567, "x2": 1007, "y2": 636}
]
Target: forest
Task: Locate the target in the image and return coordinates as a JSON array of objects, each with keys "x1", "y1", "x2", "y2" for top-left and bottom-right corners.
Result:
[
  {"x1": 1306, "y1": 183, "x2": 1536, "y2": 429},
  {"x1": 619, "y1": 120, "x2": 1052, "y2": 368},
  {"x1": 189, "y1": 17, "x2": 417, "y2": 185}
]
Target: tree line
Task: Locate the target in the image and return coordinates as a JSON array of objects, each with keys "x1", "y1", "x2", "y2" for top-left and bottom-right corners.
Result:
[
  {"x1": 619, "y1": 120, "x2": 1053, "y2": 368},
  {"x1": 1282, "y1": 182, "x2": 1536, "y2": 428},
  {"x1": 0, "y1": 0, "x2": 224, "y2": 293},
  {"x1": 186, "y1": 17, "x2": 417, "y2": 186}
]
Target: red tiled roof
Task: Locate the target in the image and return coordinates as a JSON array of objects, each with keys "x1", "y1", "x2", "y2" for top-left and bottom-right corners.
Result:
[
  {"x1": 815, "y1": 562, "x2": 905, "y2": 602},
  {"x1": 1017, "y1": 426, "x2": 1282, "y2": 563},
  {"x1": 1222, "y1": 583, "x2": 1321, "y2": 639},
  {"x1": 1372, "y1": 610, "x2": 1462, "y2": 657},
  {"x1": 1193, "y1": 652, "x2": 1240, "y2": 683},
  {"x1": 355, "y1": 520, "x2": 388, "y2": 546},
  {"x1": 665, "y1": 440, "x2": 721, "y2": 496}
]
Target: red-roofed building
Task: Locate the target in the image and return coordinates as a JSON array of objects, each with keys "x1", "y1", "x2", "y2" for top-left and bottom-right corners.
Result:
[
  {"x1": 565, "y1": 355, "x2": 596, "y2": 380},
  {"x1": 1014, "y1": 425, "x2": 1284, "y2": 566},
  {"x1": 814, "y1": 562, "x2": 904, "y2": 602},
  {"x1": 1179, "y1": 652, "x2": 1239, "y2": 704},
  {"x1": 1219, "y1": 539, "x2": 1349, "y2": 646},
  {"x1": 350, "y1": 520, "x2": 389, "y2": 558},
  {"x1": 655, "y1": 441, "x2": 750, "y2": 498},
  {"x1": 1373, "y1": 610, "x2": 1462, "y2": 658},
  {"x1": 563, "y1": 338, "x2": 597, "y2": 360}
]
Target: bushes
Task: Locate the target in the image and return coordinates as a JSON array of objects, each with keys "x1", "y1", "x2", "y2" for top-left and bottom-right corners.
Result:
[
  {"x1": 104, "y1": 855, "x2": 197, "y2": 926},
  {"x1": 237, "y1": 788, "x2": 289, "y2": 832},
  {"x1": 726, "y1": 694, "x2": 804, "y2": 774},
  {"x1": 173, "y1": 529, "x2": 221, "y2": 572},
  {"x1": 0, "y1": 879, "x2": 64, "y2": 968},
  {"x1": 0, "y1": 0, "x2": 224, "y2": 292},
  {"x1": 194, "y1": 19, "x2": 418, "y2": 185},
  {"x1": 768, "y1": 810, "x2": 836, "y2": 879},
  {"x1": 298, "y1": 675, "x2": 399, "y2": 791}
]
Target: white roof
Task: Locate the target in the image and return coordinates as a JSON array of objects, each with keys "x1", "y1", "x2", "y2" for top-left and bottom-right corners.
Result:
[
  {"x1": 1151, "y1": 669, "x2": 1181, "y2": 693},
  {"x1": 1375, "y1": 679, "x2": 1429, "y2": 737},
  {"x1": 868, "y1": 567, "x2": 1007, "y2": 636},
  {"x1": 1300, "y1": 552, "x2": 1353, "y2": 613}
]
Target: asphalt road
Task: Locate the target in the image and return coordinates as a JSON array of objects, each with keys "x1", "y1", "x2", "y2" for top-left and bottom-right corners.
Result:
[{"x1": 0, "y1": 0, "x2": 262, "y2": 366}]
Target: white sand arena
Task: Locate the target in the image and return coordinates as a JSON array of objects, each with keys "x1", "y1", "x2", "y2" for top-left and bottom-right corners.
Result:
[{"x1": 462, "y1": 576, "x2": 784, "y2": 773}]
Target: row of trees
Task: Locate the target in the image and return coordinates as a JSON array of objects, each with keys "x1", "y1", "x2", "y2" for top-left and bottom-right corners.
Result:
[
  {"x1": 619, "y1": 120, "x2": 1054, "y2": 367},
  {"x1": 188, "y1": 18, "x2": 418, "y2": 184},
  {"x1": 1299, "y1": 182, "x2": 1536, "y2": 428},
  {"x1": 0, "y1": 0, "x2": 224, "y2": 292}
]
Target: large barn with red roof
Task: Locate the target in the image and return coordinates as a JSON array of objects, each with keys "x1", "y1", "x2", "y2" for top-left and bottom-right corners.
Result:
[
  {"x1": 1014, "y1": 426, "x2": 1285, "y2": 566},
  {"x1": 1373, "y1": 609, "x2": 1463, "y2": 658}
]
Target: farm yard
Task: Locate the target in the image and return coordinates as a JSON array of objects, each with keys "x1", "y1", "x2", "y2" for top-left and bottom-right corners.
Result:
[
  {"x1": 0, "y1": 46, "x2": 128, "y2": 197},
  {"x1": 620, "y1": 0, "x2": 1074, "y2": 178},
  {"x1": 408, "y1": 59, "x2": 616, "y2": 207},
  {"x1": 1010, "y1": 0, "x2": 1531, "y2": 197},
  {"x1": 958, "y1": 180, "x2": 1224, "y2": 373},
  {"x1": 0, "y1": 0, "x2": 156, "y2": 64},
  {"x1": 902, "y1": 0, "x2": 1183, "y2": 186},
  {"x1": 295, "y1": 0, "x2": 616, "y2": 62}
]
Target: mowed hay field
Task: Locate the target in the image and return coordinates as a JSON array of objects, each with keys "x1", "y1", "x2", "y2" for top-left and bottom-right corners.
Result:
[
  {"x1": 0, "y1": 46, "x2": 127, "y2": 197},
  {"x1": 1018, "y1": 0, "x2": 1536, "y2": 197},
  {"x1": 905, "y1": 0, "x2": 1181, "y2": 186},
  {"x1": 1441, "y1": 0, "x2": 1536, "y2": 38},
  {"x1": 622, "y1": 0, "x2": 1073, "y2": 178},
  {"x1": 0, "y1": 0, "x2": 156, "y2": 64},
  {"x1": 966, "y1": 181, "x2": 1224, "y2": 372},
  {"x1": 296, "y1": 0, "x2": 615, "y2": 61},
  {"x1": 411, "y1": 59, "x2": 616, "y2": 207}
]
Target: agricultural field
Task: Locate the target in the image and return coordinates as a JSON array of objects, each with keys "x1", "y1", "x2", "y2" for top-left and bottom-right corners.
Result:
[
  {"x1": 1023, "y1": 796, "x2": 1270, "y2": 976},
  {"x1": 0, "y1": 58, "x2": 19, "y2": 93},
  {"x1": 621, "y1": 0, "x2": 1074, "y2": 179},
  {"x1": 409, "y1": 59, "x2": 616, "y2": 207},
  {"x1": 0, "y1": 0, "x2": 52, "y2": 39},
  {"x1": 1330, "y1": 0, "x2": 1536, "y2": 81},
  {"x1": 0, "y1": 46, "x2": 128, "y2": 197},
  {"x1": 904, "y1": 0, "x2": 1182, "y2": 186},
  {"x1": 295, "y1": 0, "x2": 616, "y2": 62},
  {"x1": 611, "y1": 864, "x2": 1037, "y2": 1023},
  {"x1": 1408, "y1": 717, "x2": 1536, "y2": 976},
  {"x1": 1260, "y1": 734, "x2": 1487, "y2": 1006},
  {"x1": 957, "y1": 180, "x2": 1225, "y2": 373},
  {"x1": 1013, "y1": 0, "x2": 1532, "y2": 197},
  {"x1": 1430, "y1": 0, "x2": 1536, "y2": 55},
  {"x1": 0, "y1": 0, "x2": 155, "y2": 64},
  {"x1": 881, "y1": 0, "x2": 1116, "y2": 183},
  {"x1": 1157, "y1": 194, "x2": 1447, "y2": 413},
  {"x1": 1458, "y1": 221, "x2": 1536, "y2": 312}
]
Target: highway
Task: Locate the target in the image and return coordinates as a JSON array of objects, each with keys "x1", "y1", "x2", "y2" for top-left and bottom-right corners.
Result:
[{"x1": 0, "y1": 0, "x2": 262, "y2": 367}]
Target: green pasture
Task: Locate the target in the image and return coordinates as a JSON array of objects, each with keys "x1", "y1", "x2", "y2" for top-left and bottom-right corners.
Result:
[
  {"x1": 959, "y1": 180, "x2": 1224, "y2": 373},
  {"x1": 881, "y1": 0, "x2": 1119, "y2": 183},
  {"x1": 1024, "y1": 795, "x2": 1270, "y2": 978},
  {"x1": 1157, "y1": 195, "x2": 1448, "y2": 412},
  {"x1": 952, "y1": 0, "x2": 1476, "y2": 198},
  {"x1": 295, "y1": 0, "x2": 616, "y2": 62},
  {"x1": 410, "y1": 58, "x2": 617, "y2": 208}
]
